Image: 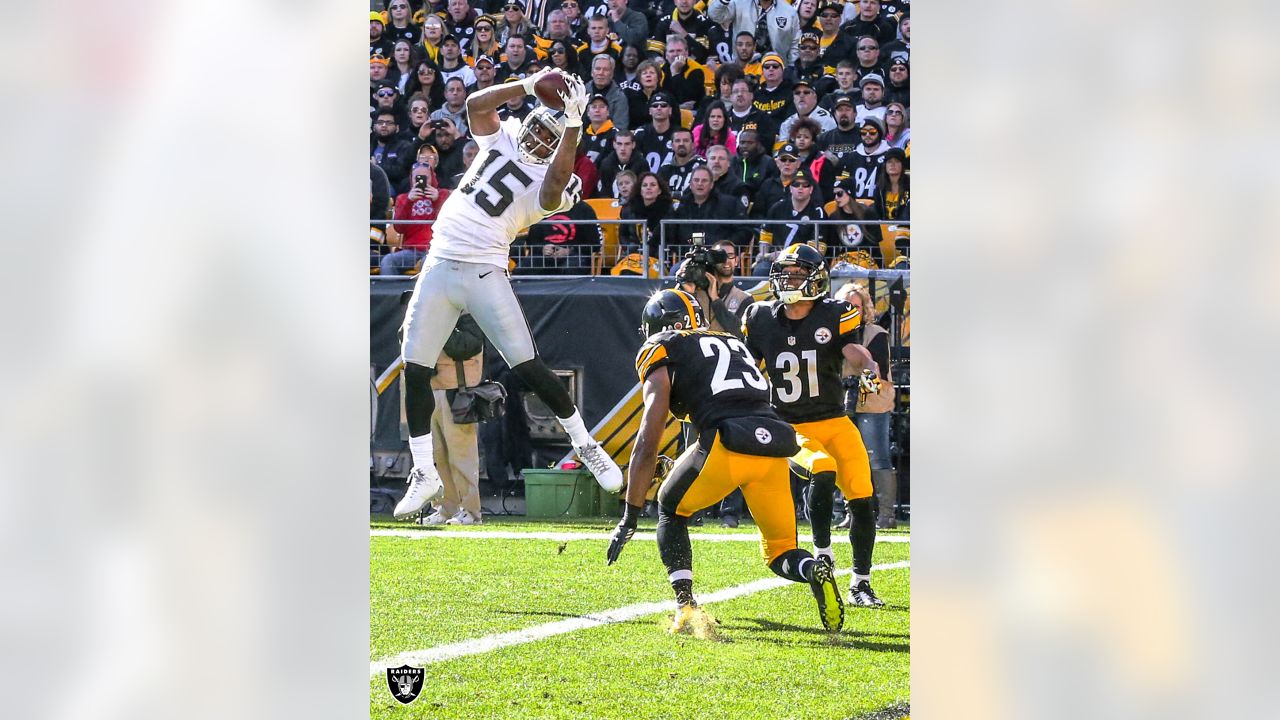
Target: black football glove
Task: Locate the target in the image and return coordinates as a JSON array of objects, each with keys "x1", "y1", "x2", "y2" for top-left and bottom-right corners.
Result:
[{"x1": 606, "y1": 503, "x2": 643, "y2": 565}]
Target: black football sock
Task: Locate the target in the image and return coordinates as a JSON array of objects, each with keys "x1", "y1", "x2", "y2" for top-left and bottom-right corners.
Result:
[
  {"x1": 657, "y1": 507, "x2": 694, "y2": 602},
  {"x1": 768, "y1": 549, "x2": 816, "y2": 584},
  {"x1": 402, "y1": 362, "x2": 437, "y2": 437},
  {"x1": 807, "y1": 471, "x2": 837, "y2": 550},
  {"x1": 847, "y1": 497, "x2": 877, "y2": 577}
]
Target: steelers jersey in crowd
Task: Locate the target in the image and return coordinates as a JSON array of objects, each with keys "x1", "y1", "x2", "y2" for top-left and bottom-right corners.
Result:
[
  {"x1": 635, "y1": 328, "x2": 776, "y2": 434},
  {"x1": 742, "y1": 298, "x2": 861, "y2": 424}
]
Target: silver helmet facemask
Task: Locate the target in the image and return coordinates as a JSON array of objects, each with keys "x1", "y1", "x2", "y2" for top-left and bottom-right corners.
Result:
[{"x1": 517, "y1": 106, "x2": 566, "y2": 165}]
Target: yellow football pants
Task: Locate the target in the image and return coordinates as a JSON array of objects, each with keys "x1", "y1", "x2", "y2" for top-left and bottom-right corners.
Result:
[{"x1": 789, "y1": 415, "x2": 873, "y2": 500}]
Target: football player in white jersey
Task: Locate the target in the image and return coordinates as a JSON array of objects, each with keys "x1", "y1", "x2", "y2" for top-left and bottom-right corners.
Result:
[{"x1": 394, "y1": 67, "x2": 625, "y2": 519}]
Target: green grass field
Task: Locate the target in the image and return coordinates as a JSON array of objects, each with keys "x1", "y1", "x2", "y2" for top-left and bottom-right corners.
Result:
[{"x1": 370, "y1": 515, "x2": 910, "y2": 719}]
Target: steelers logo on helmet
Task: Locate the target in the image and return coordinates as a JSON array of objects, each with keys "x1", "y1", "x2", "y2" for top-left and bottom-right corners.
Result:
[
  {"x1": 769, "y1": 243, "x2": 830, "y2": 304},
  {"x1": 639, "y1": 289, "x2": 705, "y2": 338},
  {"x1": 517, "y1": 105, "x2": 567, "y2": 165}
]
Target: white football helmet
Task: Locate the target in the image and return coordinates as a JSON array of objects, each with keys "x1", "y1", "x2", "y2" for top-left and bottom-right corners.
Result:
[{"x1": 517, "y1": 106, "x2": 566, "y2": 165}]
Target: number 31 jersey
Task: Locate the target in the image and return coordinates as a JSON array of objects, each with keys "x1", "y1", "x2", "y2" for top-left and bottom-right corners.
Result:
[
  {"x1": 635, "y1": 329, "x2": 776, "y2": 434},
  {"x1": 429, "y1": 117, "x2": 577, "y2": 268},
  {"x1": 742, "y1": 299, "x2": 861, "y2": 424}
]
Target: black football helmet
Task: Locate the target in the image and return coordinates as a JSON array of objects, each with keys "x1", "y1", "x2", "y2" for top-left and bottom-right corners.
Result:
[
  {"x1": 639, "y1": 289, "x2": 705, "y2": 338},
  {"x1": 769, "y1": 243, "x2": 829, "y2": 304}
]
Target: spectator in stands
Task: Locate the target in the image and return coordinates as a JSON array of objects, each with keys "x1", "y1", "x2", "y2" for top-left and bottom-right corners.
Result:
[
  {"x1": 793, "y1": 31, "x2": 826, "y2": 88},
  {"x1": 372, "y1": 80, "x2": 409, "y2": 131},
  {"x1": 417, "y1": 315, "x2": 485, "y2": 526},
  {"x1": 633, "y1": 91, "x2": 678, "y2": 174},
  {"x1": 779, "y1": 79, "x2": 835, "y2": 142},
  {"x1": 726, "y1": 78, "x2": 777, "y2": 149},
  {"x1": 389, "y1": 40, "x2": 420, "y2": 94},
  {"x1": 371, "y1": 12, "x2": 394, "y2": 58},
  {"x1": 497, "y1": 34, "x2": 535, "y2": 81},
  {"x1": 607, "y1": 0, "x2": 649, "y2": 51},
  {"x1": 815, "y1": 1, "x2": 853, "y2": 71},
  {"x1": 370, "y1": 54, "x2": 392, "y2": 91},
  {"x1": 706, "y1": 143, "x2": 750, "y2": 208},
  {"x1": 438, "y1": 35, "x2": 477, "y2": 86},
  {"x1": 384, "y1": 162, "x2": 450, "y2": 275},
  {"x1": 692, "y1": 101, "x2": 737, "y2": 158},
  {"x1": 730, "y1": 129, "x2": 779, "y2": 201},
  {"x1": 708, "y1": 0, "x2": 801, "y2": 62},
  {"x1": 883, "y1": 101, "x2": 909, "y2": 149},
  {"x1": 618, "y1": 172, "x2": 672, "y2": 258},
  {"x1": 406, "y1": 94, "x2": 434, "y2": 144},
  {"x1": 588, "y1": 55, "x2": 630, "y2": 131},
  {"x1": 470, "y1": 54, "x2": 499, "y2": 92},
  {"x1": 449, "y1": 140, "x2": 480, "y2": 187},
  {"x1": 547, "y1": 38, "x2": 583, "y2": 78},
  {"x1": 795, "y1": 0, "x2": 820, "y2": 33},
  {"x1": 519, "y1": 197, "x2": 603, "y2": 275},
  {"x1": 670, "y1": 165, "x2": 749, "y2": 247},
  {"x1": 371, "y1": 109, "x2": 415, "y2": 189},
  {"x1": 753, "y1": 53, "x2": 794, "y2": 122},
  {"x1": 836, "y1": 115, "x2": 889, "y2": 200},
  {"x1": 885, "y1": 56, "x2": 909, "y2": 106},
  {"x1": 662, "y1": 35, "x2": 708, "y2": 108},
  {"x1": 754, "y1": 167, "x2": 825, "y2": 274},
  {"x1": 613, "y1": 169, "x2": 638, "y2": 205},
  {"x1": 788, "y1": 117, "x2": 822, "y2": 169},
  {"x1": 559, "y1": 0, "x2": 587, "y2": 40},
  {"x1": 856, "y1": 73, "x2": 887, "y2": 123},
  {"x1": 658, "y1": 128, "x2": 703, "y2": 196},
  {"x1": 578, "y1": 16, "x2": 623, "y2": 74},
  {"x1": 573, "y1": 138, "x2": 600, "y2": 198},
  {"x1": 752, "y1": 141, "x2": 801, "y2": 219},
  {"x1": 432, "y1": 117, "x2": 467, "y2": 186},
  {"x1": 705, "y1": 13, "x2": 737, "y2": 67},
  {"x1": 420, "y1": 15, "x2": 447, "y2": 63},
  {"x1": 817, "y1": 96, "x2": 861, "y2": 163},
  {"x1": 827, "y1": 176, "x2": 883, "y2": 264},
  {"x1": 431, "y1": 78, "x2": 470, "y2": 137},
  {"x1": 404, "y1": 60, "x2": 444, "y2": 109},
  {"x1": 498, "y1": 1, "x2": 535, "y2": 46},
  {"x1": 583, "y1": 93, "x2": 617, "y2": 162},
  {"x1": 842, "y1": 0, "x2": 898, "y2": 45},
  {"x1": 835, "y1": 281, "x2": 897, "y2": 529},
  {"x1": 873, "y1": 146, "x2": 909, "y2": 220},
  {"x1": 444, "y1": 0, "x2": 478, "y2": 54},
  {"x1": 711, "y1": 62, "x2": 745, "y2": 109},
  {"x1": 467, "y1": 15, "x2": 502, "y2": 63},
  {"x1": 819, "y1": 60, "x2": 860, "y2": 112},
  {"x1": 624, "y1": 60, "x2": 665, "y2": 129},
  {"x1": 853, "y1": 36, "x2": 887, "y2": 86},
  {"x1": 881, "y1": 13, "x2": 909, "y2": 62},
  {"x1": 655, "y1": 0, "x2": 714, "y2": 64},
  {"x1": 731, "y1": 31, "x2": 762, "y2": 83},
  {"x1": 597, "y1": 130, "x2": 647, "y2": 196},
  {"x1": 370, "y1": 160, "x2": 393, "y2": 268},
  {"x1": 385, "y1": 0, "x2": 421, "y2": 44},
  {"x1": 617, "y1": 44, "x2": 642, "y2": 84}
]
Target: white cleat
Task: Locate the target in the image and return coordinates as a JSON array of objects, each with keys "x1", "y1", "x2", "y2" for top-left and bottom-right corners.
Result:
[
  {"x1": 444, "y1": 509, "x2": 481, "y2": 525},
  {"x1": 394, "y1": 466, "x2": 444, "y2": 519},
  {"x1": 416, "y1": 508, "x2": 450, "y2": 526},
  {"x1": 575, "y1": 441, "x2": 624, "y2": 492}
]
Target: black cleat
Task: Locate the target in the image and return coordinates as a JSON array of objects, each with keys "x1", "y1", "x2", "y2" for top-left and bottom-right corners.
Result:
[
  {"x1": 808, "y1": 559, "x2": 845, "y2": 632},
  {"x1": 849, "y1": 579, "x2": 886, "y2": 608}
]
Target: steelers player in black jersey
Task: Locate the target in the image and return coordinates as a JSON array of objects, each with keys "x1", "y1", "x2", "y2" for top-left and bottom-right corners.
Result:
[
  {"x1": 742, "y1": 243, "x2": 887, "y2": 608},
  {"x1": 606, "y1": 288, "x2": 845, "y2": 634}
]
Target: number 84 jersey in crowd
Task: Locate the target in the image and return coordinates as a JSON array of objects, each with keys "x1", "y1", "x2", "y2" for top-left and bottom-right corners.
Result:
[
  {"x1": 429, "y1": 118, "x2": 581, "y2": 269},
  {"x1": 742, "y1": 298, "x2": 861, "y2": 424},
  {"x1": 634, "y1": 329, "x2": 778, "y2": 435}
]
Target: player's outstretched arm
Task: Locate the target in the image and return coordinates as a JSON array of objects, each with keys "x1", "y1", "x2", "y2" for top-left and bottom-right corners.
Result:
[
  {"x1": 606, "y1": 368, "x2": 671, "y2": 565},
  {"x1": 465, "y1": 67, "x2": 556, "y2": 137},
  {"x1": 540, "y1": 72, "x2": 588, "y2": 210}
]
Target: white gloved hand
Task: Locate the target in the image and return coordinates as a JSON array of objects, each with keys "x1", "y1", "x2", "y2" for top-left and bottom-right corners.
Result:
[
  {"x1": 558, "y1": 71, "x2": 588, "y2": 128},
  {"x1": 520, "y1": 67, "x2": 555, "y2": 96}
]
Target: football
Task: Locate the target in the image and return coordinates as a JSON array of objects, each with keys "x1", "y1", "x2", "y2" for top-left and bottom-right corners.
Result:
[{"x1": 533, "y1": 72, "x2": 569, "y2": 111}]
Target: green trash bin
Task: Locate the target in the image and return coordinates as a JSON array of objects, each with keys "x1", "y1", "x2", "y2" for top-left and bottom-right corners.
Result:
[
  {"x1": 597, "y1": 483, "x2": 623, "y2": 517},
  {"x1": 523, "y1": 469, "x2": 598, "y2": 517}
]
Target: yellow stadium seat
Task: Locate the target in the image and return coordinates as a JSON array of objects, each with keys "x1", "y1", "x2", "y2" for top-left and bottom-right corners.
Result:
[{"x1": 586, "y1": 197, "x2": 624, "y2": 272}]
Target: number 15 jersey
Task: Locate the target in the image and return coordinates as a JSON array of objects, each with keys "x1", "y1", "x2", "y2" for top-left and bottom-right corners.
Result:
[
  {"x1": 742, "y1": 298, "x2": 861, "y2": 424},
  {"x1": 429, "y1": 117, "x2": 577, "y2": 268}
]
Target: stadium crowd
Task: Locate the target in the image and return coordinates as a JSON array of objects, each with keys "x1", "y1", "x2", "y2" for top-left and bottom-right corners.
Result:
[{"x1": 369, "y1": 0, "x2": 910, "y2": 277}]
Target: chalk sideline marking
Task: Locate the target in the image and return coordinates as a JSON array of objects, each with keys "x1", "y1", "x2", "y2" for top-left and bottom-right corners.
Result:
[{"x1": 372, "y1": 529, "x2": 911, "y2": 544}]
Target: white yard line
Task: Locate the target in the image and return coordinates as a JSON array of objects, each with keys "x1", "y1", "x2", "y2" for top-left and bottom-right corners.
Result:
[
  {"x1": 370, "y1": 560, "x2": 910, "y2": 676},
  {"x1": 371, "y1": 529, "x2": 911, "y2": 544}
]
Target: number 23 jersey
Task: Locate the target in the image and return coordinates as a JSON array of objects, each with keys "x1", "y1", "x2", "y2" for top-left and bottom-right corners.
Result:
[
  {"x1": 429, "y1": 117, "x2": 578, "y2": 268},
  {"x1": 634, "y1": 329, "x2": 776, "y2": 434},
  {"x1": 742, "y1": 299, "x2": 861, "y2": 424}
]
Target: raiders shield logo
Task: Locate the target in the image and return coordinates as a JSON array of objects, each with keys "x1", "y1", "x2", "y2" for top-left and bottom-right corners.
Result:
[
  {"x1": 386, "y1": 664, "x2": 425, "y2": 705},
  {"x1": 775, "y1": 16, "x2": 786, "y2": 29}
]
